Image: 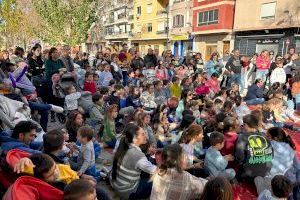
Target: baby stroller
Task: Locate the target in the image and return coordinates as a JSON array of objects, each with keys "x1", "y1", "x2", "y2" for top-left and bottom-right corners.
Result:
[{"x1": 52, "y1": 72, "x2": 80, "y2": 123}]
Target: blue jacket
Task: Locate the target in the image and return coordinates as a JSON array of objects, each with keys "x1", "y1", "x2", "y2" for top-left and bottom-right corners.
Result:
[
  {"x1": 0, "y1": 135, "x2": 41, "y2": 154},
  {"x1": 245, "y1": 84, "x2": 264, "y2": 101}
]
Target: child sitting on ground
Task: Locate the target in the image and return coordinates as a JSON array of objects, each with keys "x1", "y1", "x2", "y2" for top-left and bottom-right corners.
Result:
[
  {"x1": 89, "y1": 92, "x2": 104, "y2": 133},
  {"x1": 204, "y1": 131, "x2": 236, "y2": 180},
  {"x1": 75, "y1": 126, "x2": 99, "y2": 179},
  {"x1": 64, "y1": 179, "x2": 97, "y2": 200},
  {"x1": 83, "y1": 72, "x2": 96, "y2": 94},
  {"x1": 258, "y1": 175, "x2": 293, "y2": 200}
]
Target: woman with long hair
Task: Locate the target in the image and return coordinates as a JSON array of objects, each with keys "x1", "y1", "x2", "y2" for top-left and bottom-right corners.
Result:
[
  {"x1": 136, "y1": 112, "x2": 156, "y2": 148},
  {"x1": 256, "y1": 50, "x2": 271, "y2": 83},
  {"x1": 27, "y1": 44, "x2": 44, "y2": 78},
  {"x1": 44, "y1": 47, "x2": 65, "y2": 114},
  {"x1": 179, "y1": 124, "x2": 209, "y2": 178},
  {"x1": 45, "y1": 47, "x2": 64, "y2": 83},
  {"x1": 151, "y1": 144, "x2": 207, "y2": 200},
  {"x1": 110, "y1": 123, "x2": 156, "y2": 199},
  {"x1": 204, "y1": 52, "x2": 224, "y2": 78}
]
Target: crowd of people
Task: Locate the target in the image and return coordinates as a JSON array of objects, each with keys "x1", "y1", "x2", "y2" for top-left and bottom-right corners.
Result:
[{"x1": 0, "y1": 43, "x2": 300, "y2": 200}]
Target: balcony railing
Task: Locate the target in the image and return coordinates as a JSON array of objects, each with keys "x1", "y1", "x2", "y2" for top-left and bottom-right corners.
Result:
[
  {"x1": 156, "y1": 30, "x2": 167, "y2": 34},
  {"x1": 157, "y1": 10, "x2": 168, "y2": 16}
]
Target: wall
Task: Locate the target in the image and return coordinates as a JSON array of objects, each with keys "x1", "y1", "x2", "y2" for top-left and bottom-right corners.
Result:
[
  {"x1": 193, "y1": 33, "x2": 234, "y2": 59},
  {"x1": 193, "y1": 3, "x2": 235, "y2": 33},
  {"x1": 135, "y1": 39, "x2": 167, "y2": 56},
  {"x1": 132, "y1": 0, "x2": 168, "y2": 40},
  {"x1": 170, "y1": 0, "x2": 193, "y2": 35},
  {"x1": 234, "y1": 0, "x2": 300, "y2": 31}
]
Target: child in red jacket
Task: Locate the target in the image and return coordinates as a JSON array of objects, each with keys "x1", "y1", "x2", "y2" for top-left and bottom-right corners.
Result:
[{"x1": 83, "y1": 72, "x2": 96, "y2": 94}]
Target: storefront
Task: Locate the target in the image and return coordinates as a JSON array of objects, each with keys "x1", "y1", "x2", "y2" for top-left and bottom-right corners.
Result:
[
  {"x1": 171, "y1": 34, "x2": 193, "y2": 58},
  {"x1": 234, "y1": 28, "x2": 298, "y2": 56}
]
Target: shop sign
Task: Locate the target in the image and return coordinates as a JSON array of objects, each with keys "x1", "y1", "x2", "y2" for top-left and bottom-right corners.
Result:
[{"x1": 257, "y1": 39, "x2": 279, "y2": 44}]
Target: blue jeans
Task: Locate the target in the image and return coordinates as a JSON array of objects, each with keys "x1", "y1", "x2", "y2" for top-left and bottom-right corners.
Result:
[
  {"x1": 295, "y1": 94, "x2": 300, "y2": 112},
  {"x1": 256, "y1": 69, "x2": 269, "y2": 83},
  {"x1": 28, "y1": 101, "x2": 51, "y2": 132},
  {"x1": 230, "y1": 73, "x2": 242, "y2": 86},
  {"x1": 246, "y1": 98, "x2": 265, "y2": 105},
  {"x1": 129, "y1": 178, "x2": 152, "y2": 200}
]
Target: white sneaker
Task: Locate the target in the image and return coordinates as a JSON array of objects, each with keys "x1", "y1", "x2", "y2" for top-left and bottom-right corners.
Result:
[{"x1": 50, "y1": 104, "x2": 64, "y2": 113}]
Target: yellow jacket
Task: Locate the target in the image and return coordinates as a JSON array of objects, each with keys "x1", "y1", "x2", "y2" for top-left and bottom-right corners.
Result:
[{"x1": 23, "y1": 164, "x2": 79, "y2": 184}]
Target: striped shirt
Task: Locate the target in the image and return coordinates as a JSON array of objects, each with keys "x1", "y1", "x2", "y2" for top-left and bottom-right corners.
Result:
[{"x1": 111, "y1": 145, "x2": 156, "y2": 199}]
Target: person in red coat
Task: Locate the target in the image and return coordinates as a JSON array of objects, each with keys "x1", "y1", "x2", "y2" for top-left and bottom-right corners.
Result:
[{"x1": 83, "y1": 72, "x2": 96, "y2": 94}]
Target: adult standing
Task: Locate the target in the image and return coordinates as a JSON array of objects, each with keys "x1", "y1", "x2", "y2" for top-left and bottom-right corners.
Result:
[
  {"x1": 204, "y1": 52, "x2": 223, "y2": 78},
  {"x1": 45, "y1": 47, "x2": 65, "y2": 85},
  {"x1": 60, "y1": 45, "x2": 74, "y2": 72},
  {"x1": 131, "y1": 51, "x2": 145, "y2": 71},
  {"x1": 256, "y1": 50, "x2": 271, "y2": 84},
  {"x1": 45, "y1": 47, "x2": 65, "y2": 121},
  {"x1": 225, "y1": 49, "x2": 242, "y2": 88},
  {"x1": 0, "y1": 50, "x2": 10, "y2": 69},
  {"x1": 144, "y1": 48, "x2": 158, "y2": 67},
  {"x1": 27, "y1": 44, "x2": 46, "y2": 101}
]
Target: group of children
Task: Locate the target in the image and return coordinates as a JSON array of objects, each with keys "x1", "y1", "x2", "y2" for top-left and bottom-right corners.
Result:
[{"x1": 1, "y1": 45, "x2": 300, "y2": 200}]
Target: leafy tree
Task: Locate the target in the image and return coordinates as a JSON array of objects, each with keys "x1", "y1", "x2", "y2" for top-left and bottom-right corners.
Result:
[
  {"x1": 0, "y1": 0, "x2": 24, "y2": 47},
  {"x1": 32, "y1": 0, "x2": 98, "y2": 46}
]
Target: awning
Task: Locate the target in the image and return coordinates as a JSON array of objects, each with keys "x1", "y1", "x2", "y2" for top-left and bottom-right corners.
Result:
[{"x1": 235, "y1": 33, "x2": 285, "y2": 39}]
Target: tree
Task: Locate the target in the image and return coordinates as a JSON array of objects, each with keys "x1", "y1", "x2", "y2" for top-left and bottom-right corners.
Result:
[
  {"x1": 31, "y1": 0, "x2": 99, "y2": 46},
  {"x1": 0, "y1": 0, "x2": 24, "y2": 48}
]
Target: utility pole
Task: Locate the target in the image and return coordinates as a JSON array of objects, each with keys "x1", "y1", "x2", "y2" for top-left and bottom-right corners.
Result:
[{"x1": 166, "y1": 0, "x2": 170, "y2": 50}]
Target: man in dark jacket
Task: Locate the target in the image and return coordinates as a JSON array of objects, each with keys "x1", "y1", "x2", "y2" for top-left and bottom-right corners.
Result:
[
  {"x1": 235, "y1": 114, "x2": 274, "y2": 180},
  {"x1": 225, "y1": 49, "x2": 242, "y2": 88},
  {"x1": 60, "y1": 45, "x2": 74, "y2": 72},
  {"x1": 131, "y1": 52, "x2": 145, "y2": 71},
  {"x1": 244, "y1": 78, "x2": 265, "y2": 105},
  {"x1": 144, "y1": 48, "x2": 157, "y2": 67}
]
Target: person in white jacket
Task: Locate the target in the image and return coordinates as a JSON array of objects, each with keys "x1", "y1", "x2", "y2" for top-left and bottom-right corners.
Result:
[{"x1": 270, "y1": 58, "x2": 286, "y2": 86}]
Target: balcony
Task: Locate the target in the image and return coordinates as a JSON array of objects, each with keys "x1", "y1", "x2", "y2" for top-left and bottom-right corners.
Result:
[
  {"x1": 105, "y1": 31, "x2": 131, "y2": 40},
  {"x1": 156, "y1": 30, "x2": 167, "y2": 34},
  {"x1": 156, "y1": 10, "x2": 168, "y2": 16}
]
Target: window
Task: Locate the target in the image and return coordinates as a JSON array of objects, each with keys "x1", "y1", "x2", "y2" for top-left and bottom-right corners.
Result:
[
  {"x1": 198, "y1": 9, "x2": 219, "y2": 26},
  {"x1": 260, "y1": 2, "x2": 276, "y2": 19},
  {"x1": 173, "y1": 15, "x2": 184, "y2": 28},
  {"x1": 137, "y1": 6, "x2": 141, "y2": 16},
  {"x1": 157, "y1": 21, "x2": 166, "y2": 32},
  {"x1": 147, "y1": 23, "x2": 152, "y2": 32},
  {"x1": 147, "y1": 3, "x2": 152, "y2": 14}
]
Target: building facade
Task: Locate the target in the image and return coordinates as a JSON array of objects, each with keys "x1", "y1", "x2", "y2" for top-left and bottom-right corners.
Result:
[
  {"x1": 234, "y1": 0, "x2": 300, "y2": 56},
  {"x1": 170, "y1": 0, "x2": 193, "y2": 58},
  {"x1": 192, "y1": 0, "x2": 235, "y2": 61},
  {"x1": 130, "y1": 0, "x2": 169, "y2": 56},
  {"x1": 103, "y1": 0, "x2": 133, "y2": 51}
]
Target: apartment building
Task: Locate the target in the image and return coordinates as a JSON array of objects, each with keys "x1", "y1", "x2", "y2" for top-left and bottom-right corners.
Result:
[
  {"x1": 234, "y1": 0, "x2": 300, "y2": 55},
  {"x1": 192, "y1": 0, "x2": 235, "y2": 60}
]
